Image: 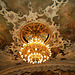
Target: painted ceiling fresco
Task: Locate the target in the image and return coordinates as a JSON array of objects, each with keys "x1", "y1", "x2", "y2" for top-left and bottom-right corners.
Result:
[{"x1": 0, "y1": 0, "x2": 75, "y2": 75}]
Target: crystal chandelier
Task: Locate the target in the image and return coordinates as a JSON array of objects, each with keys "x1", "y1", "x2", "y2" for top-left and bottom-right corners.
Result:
[
  {"x1": 18, "y1": 22, "x2": 52, "y2": 64},
  {"x1": 19, "y1": 37, "x2": 52, "y2": 64}
]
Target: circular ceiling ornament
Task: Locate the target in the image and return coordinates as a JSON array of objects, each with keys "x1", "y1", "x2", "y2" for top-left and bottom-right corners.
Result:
[
  {"x1": 20, "y1": 22, "x2": 51, "y2": 44},
  {"x1": 19, "y1": 37, "x2": 52, "y2": 64}
]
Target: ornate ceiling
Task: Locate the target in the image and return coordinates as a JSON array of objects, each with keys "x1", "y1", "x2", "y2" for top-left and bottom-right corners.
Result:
[{"x1": 0, "y1": 0, "x2": 75, "y2": 75}]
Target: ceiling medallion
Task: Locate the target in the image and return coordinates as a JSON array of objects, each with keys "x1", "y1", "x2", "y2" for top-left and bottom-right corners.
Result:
[
  {"x1": 0, "y1": 0, "x2": 71, "y2": 64},
  {"x1": 20, "y1": 22, "x2": 51, "y2": 44}
]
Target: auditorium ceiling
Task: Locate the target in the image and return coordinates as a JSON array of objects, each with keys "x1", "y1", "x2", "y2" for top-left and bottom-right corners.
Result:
[{"x1": 0, "y1": 0, "x2": 75, "y2": 75}]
